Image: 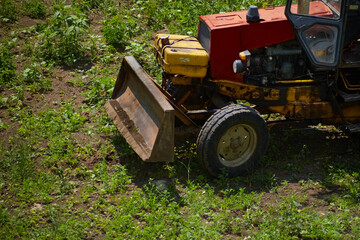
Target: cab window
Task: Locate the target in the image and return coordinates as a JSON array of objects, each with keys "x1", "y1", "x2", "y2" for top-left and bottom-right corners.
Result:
[{"x1": 290, "y1": 0, "x2": 342, "y2": 19}]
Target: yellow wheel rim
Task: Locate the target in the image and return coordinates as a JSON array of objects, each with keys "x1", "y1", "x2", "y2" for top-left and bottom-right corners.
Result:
[{"x1": 217, "y1": 124, "x2": 257, "y2": 167}]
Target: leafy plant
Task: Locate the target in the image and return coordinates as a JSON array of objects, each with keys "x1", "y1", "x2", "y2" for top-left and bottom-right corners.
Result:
[
  {"x1": 0, "y1": 0, "x2": 18, "y2": 23},
  {"x1": 37, "y1": 5, "x2": 90, "y2": 66},
  {"x1": 0, "y1": 119, "x2": 9, "y2": 131},
  {"x1": 21, "y1": 63, "x2": 52, "y2": 93},
  {"x1": 22, "y1": 0, "x2": 47, "y2": 19},
  {"x1": 328, "y1": 168, "x2": 360, "y2": 202},
  {"x1": 250, "y1": 194, "x2": 350, "y2": 239},
  {"x1": 0, "y1": 43, "x2": 16, "y2": 88},
  {"x1": 83, "y1": 75, "x2": 115, "y2": 106},
  {"x1": 22, "y1": 64, "x2": 42, "y2": 83},
  {"x1": 102, "y1": 15, "x2": 142, "y2": 49},
  {"x1": 72, "y1": 0, "x2": 114, "y2": 11}
]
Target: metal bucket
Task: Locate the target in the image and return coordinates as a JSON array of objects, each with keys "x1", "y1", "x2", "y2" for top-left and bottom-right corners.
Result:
[{"x1": 105, "y1": 56, "x2": 175, "y2": 162}]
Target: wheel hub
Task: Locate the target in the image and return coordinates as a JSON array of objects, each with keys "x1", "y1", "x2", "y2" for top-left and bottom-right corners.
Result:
[
  {"x1": 230, "y1": 137, "x2": 241, "y2": 148},
  {"x1": 217, "y1": 124, "x2": 257, "y2": 167}
]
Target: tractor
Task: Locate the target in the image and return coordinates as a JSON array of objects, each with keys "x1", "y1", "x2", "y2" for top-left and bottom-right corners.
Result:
[{"x1": 105, "y1": 0, "x2": 360, "y2": 176}]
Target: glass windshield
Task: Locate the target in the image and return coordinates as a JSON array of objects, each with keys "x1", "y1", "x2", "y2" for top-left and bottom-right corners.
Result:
[
  {"x1": 290, "y1": 0, "x2": 342, "y2": 19},
  {"x1": 302, "y1": 24, "x2": 338, "y2": 63}
]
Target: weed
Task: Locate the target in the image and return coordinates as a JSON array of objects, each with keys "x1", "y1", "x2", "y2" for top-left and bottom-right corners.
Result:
[
  {"x1": 0, "y1": 0, "x2": 18, "y2": 23},
  {"x1": 107, "y1": 164, "x2": 132, "y2": 193},
  {"x1": 0, "y1": 136, "x2": 37, "y2": 192},
  {"x1": 73, "y1": 0, "x2": 115, "y2": 11},
  {"x1": 22, "y1": 0, "x2": 47, "y2": 19},
  {"x1": 102, "y1": 17, "x2": 128, "y2": 49},
  {"x1": 328, "y1": 168, "x2": 360, "y2": 202},
  {"x1": 22, "y1": 64, "x2": 42, "y2": 83},
  {"x1": 249, "y1": 194, "x2": 349, "y2": 239},
  {"x1": 142, "y1": 0, "x2": 265, "y2": 35},
  {"x1": 125, "y1": 41, "x2": 159, "y2": 75},
  {"x1": 102, "y1": 15, "x2": 142, "y2": 49},
  {"x1": 0, "y1": 119, "x2": 9, "y2": 131},
  {"x1": 12, "y1": 86, "x2": 25, "y2": 107},
  {"x1": 13, "y1": 101, "x2": 86, "y2": 164},
  {"x1": 125, "y1": 41, "x2": 147, "y2": 59},
  {"x1": 110, "y1": 133, "x2": 135, "y2": 157},
  {"x1": 0, "y1": 43, "x2": 16, "y2": 88},
  {"x1": 61, "y1": 101, "x2": 87, "y2": 131},
  {"x1": 37, "y1": 5, "x2": 90, "y2": 66},
  {"x1": 21, "y1": 38, "x2": 35, "y2": 57},
  {"x1": 83, "y1": 75, "x2": 115, "y2": 106},
  {"x1": 26, "y1": 205, "x2": 90, "y2": 239}
]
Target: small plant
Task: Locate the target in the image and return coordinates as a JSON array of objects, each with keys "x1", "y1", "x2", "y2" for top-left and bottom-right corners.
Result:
[
  {"x1": 0, "y1": 0, "x2": 18, "y2": 23},
  {"x1": 83, "y1": 76, "x2": 115, "y2": 106},
  {"x1": 37, "y1": 5, "x2": 90, "y2": 66},
  {"x1": 12, "y1": 86, "x2": 25, "y2": 105},
  {"x1": 22, "y1": 64, "x2": 42, "y2": 83},
  {"x1": 60, "y1": 101, "x2": 87, "y2": 132},
  {"x1": 0, "y1": 119, "x2": 9, "y2": 131},
  {"x1": 125, "y1": 41, "x2": 148, "y2": 60},
  {"x1": 0, "y1": 43, "x2": 16, "y2": 88},
  {"x1": 72, "y1": 0, "x2": 112, "y2": 11},
  {"x1": 102, "y1": 16, "x2": 141, "y2": 49},
  {"x1": 6, "y1": 137, "x2": 36, "y2": 182},
  {"x1": 22, "y1": 0, "x2": 47, "y2": 19},
  {"x1": 21, "y1": 63, "x2": 52, "y2": 93},
  {"x1": 329, "y1": 169, "x2": 360, "y2": 202}
]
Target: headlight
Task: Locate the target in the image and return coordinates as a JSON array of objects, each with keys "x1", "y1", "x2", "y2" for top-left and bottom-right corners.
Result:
[{"x1": 233, "y1": 60, "x2": 245, "y2": 74}]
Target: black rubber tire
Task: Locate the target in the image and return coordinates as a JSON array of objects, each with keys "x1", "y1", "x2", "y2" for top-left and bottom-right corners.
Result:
[{"x1": 196, "y1": 104, "x2": 269, "y2": 177}]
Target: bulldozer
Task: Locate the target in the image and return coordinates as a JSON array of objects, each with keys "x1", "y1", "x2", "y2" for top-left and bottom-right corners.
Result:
[{"x1": 105, "y1": 0, "x2": 360, "y2": 176}]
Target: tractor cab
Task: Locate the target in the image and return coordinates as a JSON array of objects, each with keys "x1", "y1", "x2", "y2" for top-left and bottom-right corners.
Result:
[
  {"x1": 286, "y1": 0, "x2": 360, "y2": 102},
  {"x1": 286, "y1": 0, "x2": 360, "y2": 68}
]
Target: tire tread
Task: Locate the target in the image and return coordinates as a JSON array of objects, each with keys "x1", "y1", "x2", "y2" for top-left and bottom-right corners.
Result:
[{"x1": 196, "y1": 104, "x2": 268, "y2": 176}]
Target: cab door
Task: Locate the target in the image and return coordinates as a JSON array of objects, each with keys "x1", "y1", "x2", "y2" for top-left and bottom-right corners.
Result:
[{"x1": 285, "y1": 0, "x2": 345, "y2": 68}]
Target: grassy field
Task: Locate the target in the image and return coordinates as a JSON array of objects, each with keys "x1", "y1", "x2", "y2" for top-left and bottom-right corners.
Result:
[{"x1": 1, "y1": 0, "x2": 360, "y2": 239}]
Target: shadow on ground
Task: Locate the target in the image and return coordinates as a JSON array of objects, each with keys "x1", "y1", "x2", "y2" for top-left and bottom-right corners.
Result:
[{"x1": 111, "y1": 122, "x2": 360, "y2": 198}]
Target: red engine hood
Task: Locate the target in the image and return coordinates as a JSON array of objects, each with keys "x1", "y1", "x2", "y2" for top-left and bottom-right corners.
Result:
[{"x1": 199, "y1": 6, "x2": 295, "y2": 82}]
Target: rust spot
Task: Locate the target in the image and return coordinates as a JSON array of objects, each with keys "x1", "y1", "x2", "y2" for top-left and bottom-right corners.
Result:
[{"x1": 252, "y1": 90, "x2": 261, "y2": 99}]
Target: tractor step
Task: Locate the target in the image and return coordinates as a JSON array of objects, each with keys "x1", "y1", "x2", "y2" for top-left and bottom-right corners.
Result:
[
  {"x1": 339, "y1": 90, "x2": 360, "y2": 102},
  {"x1": 346, "y1": 123, "x2": 360, "y2": 133}
]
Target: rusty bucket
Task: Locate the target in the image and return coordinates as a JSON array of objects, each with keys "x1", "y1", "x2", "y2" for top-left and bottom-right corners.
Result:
[{"x1": 105, "y1": 56, "x2": 175, "y2": 162}]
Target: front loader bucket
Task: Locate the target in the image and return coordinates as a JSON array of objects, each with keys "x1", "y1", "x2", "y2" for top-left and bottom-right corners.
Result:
[{"x1": 105, "y1": 56, "x2": 175, "y2": 162}]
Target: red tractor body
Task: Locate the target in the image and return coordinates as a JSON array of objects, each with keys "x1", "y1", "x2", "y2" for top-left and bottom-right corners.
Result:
[{"x1": 200, "y1": 6, "x2": 295, "y2": 81}]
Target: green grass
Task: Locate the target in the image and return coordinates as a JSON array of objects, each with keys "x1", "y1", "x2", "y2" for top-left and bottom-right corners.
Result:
[{"x1": 1, "y1": 0, "x2": 360, "y2": 239}]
